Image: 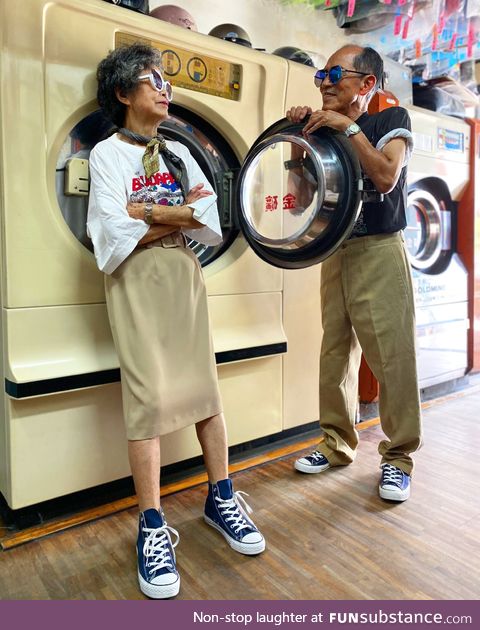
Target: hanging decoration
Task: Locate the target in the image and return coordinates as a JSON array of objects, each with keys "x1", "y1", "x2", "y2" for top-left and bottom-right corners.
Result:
[
  {"x1": 279, "y1": 0, "x2": 480, "y2": 70},
  {"x1": 394, "y1": 11, "x2": 404, "y2": 34},
  {"x1": 432, "y1": 22, "x2": 439, "y2": 49}
]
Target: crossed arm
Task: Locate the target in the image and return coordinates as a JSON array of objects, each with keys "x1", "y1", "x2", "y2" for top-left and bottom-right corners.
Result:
[{"x1": 128, "y1": 183, "x2": 212, "y2": 246}]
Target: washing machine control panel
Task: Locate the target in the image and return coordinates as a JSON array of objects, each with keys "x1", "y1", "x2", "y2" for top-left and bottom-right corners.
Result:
[
  {"x1": 437, "y1": 127, "x2": 465, "y2": 153},
  {"x1": 116, "y1": 33, "x2": 241, "y2": 101}
]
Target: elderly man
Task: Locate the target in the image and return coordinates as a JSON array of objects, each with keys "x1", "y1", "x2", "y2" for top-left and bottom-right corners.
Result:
[{"x1": 288, "y1": 45, "x2": 422, "y2": 501}]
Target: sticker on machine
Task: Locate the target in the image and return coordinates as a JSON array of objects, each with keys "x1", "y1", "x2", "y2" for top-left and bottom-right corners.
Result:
[{"x1": 437, "y1": 128, "x2": 464, "y2": 152}]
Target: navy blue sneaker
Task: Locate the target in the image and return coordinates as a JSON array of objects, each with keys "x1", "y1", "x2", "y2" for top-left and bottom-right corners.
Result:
[
  {"x1": 137, "y1": 508, "x2": 180, "y2": 599},
  {"x1": 294, "y1": 450, "x2": 330, "y2": 473},
  {"x1": 204, "y1": 479, "x2": 265, "y2": 555},
  {"x1": 379, "y1": 463, "x2": 411, "y2": 502}
]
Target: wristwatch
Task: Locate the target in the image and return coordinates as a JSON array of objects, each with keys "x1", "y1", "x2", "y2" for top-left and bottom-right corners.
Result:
[
  {"x1": 144, "y1": 203, "x2": 154, "y2": 225},
  {"x1": 344, "y1": 122, "x2": 361, "y2": 137}
]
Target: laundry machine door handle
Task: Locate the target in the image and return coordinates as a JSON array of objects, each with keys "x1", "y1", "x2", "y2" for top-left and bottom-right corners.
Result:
[
  {"x1": 215, "y1": 169, "x2": 238, "y2": 228},
  {"x1": 440, "y1": 208, "x2": 452, "y2": 251}
]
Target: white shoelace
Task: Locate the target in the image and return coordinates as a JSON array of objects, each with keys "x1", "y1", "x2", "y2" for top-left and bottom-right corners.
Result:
[
  {"x1": 309, "y1": 450, "x2": 325, "y2": 462},
  {"x1": 215, "y1": 491, "x2": 254, "y2": 534},
  {"x1": 381, "y1": 464, "x2": 404, "y2": 486},
  {"x1": 142, "y1": 524, "x2": 179, "y2": 575}
]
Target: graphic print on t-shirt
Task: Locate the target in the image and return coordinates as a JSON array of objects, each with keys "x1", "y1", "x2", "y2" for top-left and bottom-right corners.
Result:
[{"x1": 129, "y1": 171, "x2": 184, "y2": 206}]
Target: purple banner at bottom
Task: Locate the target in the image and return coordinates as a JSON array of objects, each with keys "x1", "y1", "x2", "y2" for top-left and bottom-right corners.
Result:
[{"x1": 0, "y1": 600, "x2": 478, "y2": 630}]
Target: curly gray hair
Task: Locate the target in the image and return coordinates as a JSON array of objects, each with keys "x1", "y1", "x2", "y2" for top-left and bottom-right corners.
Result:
[{"x1": 96, "y1": 43, "x2": 163, "y2": 127}]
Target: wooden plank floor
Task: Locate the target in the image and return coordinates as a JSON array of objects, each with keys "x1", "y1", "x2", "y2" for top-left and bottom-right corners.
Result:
[{"x1": 1, "y1": 389, "x2": 479, "y2": 600}]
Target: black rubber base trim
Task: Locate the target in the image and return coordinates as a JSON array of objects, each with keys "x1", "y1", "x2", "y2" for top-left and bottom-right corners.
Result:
[
  {"x1": 0, "y1": 418, "x2": 318, "y2": 531},
  {"x1": 5, "y1": 342, "x2": 287, "y2": 399}
]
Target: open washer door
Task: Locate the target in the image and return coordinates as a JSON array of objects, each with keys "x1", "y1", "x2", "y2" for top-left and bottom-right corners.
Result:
[{"x1": 236, "y1": 118, "x2": 363, "y2": 269}]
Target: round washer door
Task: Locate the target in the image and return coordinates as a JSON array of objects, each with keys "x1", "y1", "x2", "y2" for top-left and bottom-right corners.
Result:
[
  {"x1": 404, "y1": 187, "x2": 450, "y2": 272},
  {"x1": 236, "y1": 118, "x2": 363, "y2": 269}
]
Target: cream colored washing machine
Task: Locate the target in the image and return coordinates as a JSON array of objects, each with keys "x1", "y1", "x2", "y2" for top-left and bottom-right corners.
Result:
[
  {"x1": 0, "y1": 0, "x2": 294, "y2": 509},
  {"x1": 405, "y1": 106, "x2": 470, "y2": 388},
  {"x1": 282, "y1": 63, "x2": 323, "y2": 431}
]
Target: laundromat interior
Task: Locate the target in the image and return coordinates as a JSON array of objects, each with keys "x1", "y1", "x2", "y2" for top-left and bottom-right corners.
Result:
[{"x1": 0, "y1": 0, "x2": 480, "y2": 601}]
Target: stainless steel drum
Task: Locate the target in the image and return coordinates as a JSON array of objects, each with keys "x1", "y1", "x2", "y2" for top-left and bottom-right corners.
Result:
[
  {"x1": 404, "y1": 186, "x2": 452, "y2": 273},
  {"x1": 236, "y1": 118, "x2": 363, "y2": 269}
]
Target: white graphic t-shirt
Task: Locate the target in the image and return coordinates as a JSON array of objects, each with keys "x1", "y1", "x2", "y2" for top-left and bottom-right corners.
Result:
[{"x1": 87, "y1": 134, "x2": 222, "y2": 274}]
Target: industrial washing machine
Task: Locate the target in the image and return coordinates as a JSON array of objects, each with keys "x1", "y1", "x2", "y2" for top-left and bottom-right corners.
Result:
[
  {"x1": 458, "y1": 118, "x2": 480, "y2": 374},
  {"x1": 0, "y1": 0, "x2": 328, "y2": 510},
  {"x1": 405, "y1": 106, "x2": 470, "y2": 388}
]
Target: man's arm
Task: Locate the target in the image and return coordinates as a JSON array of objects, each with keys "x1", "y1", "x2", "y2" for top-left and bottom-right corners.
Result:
[
  {"x1": 285, "y1": 106, "x2": 316, "y2": 210},
  {"x1": 302, "y1": 110, "x2": 407, "y2": 194},
  {"x1": 347, "y1": 134, "x2": 406, "y2": 194},
  {"x1": 286, "y1": 153, "x2": 317, "y2": 211}
]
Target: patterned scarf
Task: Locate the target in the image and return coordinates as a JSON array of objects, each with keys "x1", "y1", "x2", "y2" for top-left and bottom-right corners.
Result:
[{"x1": 117, "y1": 127, "x2": 190, "y2": 197}]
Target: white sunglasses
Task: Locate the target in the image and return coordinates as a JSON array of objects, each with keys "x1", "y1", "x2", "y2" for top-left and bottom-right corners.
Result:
[{"x1": 137, "y1": 68, "x2": 173, "y2": 102}]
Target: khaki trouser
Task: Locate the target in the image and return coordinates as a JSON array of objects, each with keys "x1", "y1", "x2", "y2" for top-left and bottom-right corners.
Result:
[{"x1": 317, "y1": 231, "x2": 422, "y2": 476}]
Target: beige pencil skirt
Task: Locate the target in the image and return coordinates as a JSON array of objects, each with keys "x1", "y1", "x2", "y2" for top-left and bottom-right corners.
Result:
[{"x1": 104, "y1": 240, "x2": 223, "y2": 440}]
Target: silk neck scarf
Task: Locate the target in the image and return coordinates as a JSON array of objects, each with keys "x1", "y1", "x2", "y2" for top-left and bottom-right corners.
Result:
[{"x1": 117, "y1": 127, "x2": 190, "y2": 198}]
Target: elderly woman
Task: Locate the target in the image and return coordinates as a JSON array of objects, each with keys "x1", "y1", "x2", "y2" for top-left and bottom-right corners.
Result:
[{"x1": 87, "y1": 43, "x2": 265, "y2": 600}]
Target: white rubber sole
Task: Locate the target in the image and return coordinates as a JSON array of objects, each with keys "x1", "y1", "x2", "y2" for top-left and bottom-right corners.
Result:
[
  {"x1": 294, "y1": 459, "x2": 331, "y2": 474},
  {"x1": 204, "y1": 515, "x2": 266, "y2": 555},
  {"x1": 379, "y1": 485, "x2": 410, "y2": 502},
  {"x1": 138, "y1": 571, "x2": 180, "y2": 599}
]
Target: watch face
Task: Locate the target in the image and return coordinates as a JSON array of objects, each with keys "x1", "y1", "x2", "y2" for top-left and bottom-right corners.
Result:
[{"x1": 345, "y1": 123, "x2": 360, "y2": 137}]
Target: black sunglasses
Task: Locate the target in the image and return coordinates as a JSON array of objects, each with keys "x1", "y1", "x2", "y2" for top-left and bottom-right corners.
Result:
[{"x1": 314, "y1": 65, "x2": 370, "y2": 87}]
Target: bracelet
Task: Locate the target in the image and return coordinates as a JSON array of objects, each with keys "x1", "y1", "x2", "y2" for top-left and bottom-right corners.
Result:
[{"x1": 144, "y1": 203, "x2": 154, "y2": 225}]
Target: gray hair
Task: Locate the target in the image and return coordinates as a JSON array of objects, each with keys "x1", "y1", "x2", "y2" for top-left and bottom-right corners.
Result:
[
  {"x1": 96, "y1": 43, "x2": 163, "y2": 127},
  {"x1": 352, "y1": 47, "x2": 384, "y2": 96}
]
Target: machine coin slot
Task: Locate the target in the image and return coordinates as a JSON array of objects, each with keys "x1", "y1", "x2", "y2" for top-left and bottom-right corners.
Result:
[{"x1": 65, "y1": 158, "x2": 89, "y2": 196}]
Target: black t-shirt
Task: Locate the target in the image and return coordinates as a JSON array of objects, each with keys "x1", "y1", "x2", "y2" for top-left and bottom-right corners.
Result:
[{"x1": 350, "y1": 107, "x2": 412, "y2": 237}]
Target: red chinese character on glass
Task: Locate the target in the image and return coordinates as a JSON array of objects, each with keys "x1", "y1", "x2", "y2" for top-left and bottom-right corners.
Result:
[
  {"x1": 265, "y1": 195, "x2": 278, "y2": 212},
  {"x1": 283, "y1": 193, "x2": 297, "y2": 210}
]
